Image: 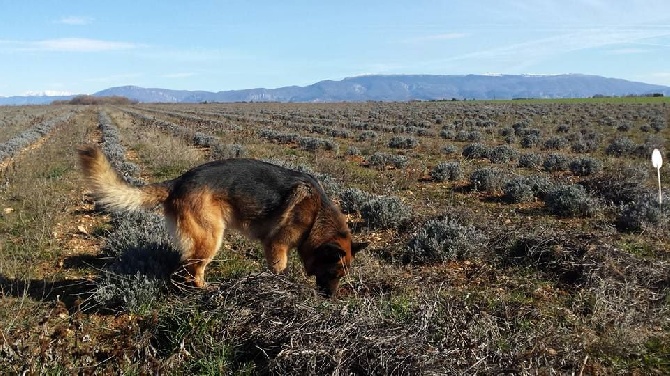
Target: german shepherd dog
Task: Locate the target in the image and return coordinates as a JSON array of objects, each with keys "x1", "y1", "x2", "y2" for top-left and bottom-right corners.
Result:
[{"x1": 78, "y1": 145, "x2": 367, "y2": 297}]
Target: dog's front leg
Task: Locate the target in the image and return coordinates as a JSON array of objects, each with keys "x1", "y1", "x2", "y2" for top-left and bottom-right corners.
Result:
[{"x1": 263, "y1": 244, "x2": 289, "y2": 273}]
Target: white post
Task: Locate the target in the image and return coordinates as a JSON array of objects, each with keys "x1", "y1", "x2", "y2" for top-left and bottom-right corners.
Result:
[{"x1": 652, "y1": 149, "x2": 663, "y2": 205}]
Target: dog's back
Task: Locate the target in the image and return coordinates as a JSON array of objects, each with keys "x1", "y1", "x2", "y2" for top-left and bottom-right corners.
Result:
[
  {"x1": 168, "y1": 158, "x2": 329, "y2": 239},
  {"x1": 173, "y1": 159, "x2": 321, "y2": 216}
]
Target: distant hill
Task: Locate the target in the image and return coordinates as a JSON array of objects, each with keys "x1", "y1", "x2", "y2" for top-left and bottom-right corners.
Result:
[
  {"x1": 1, "y1": 74, "x2": 668, "y2": 105},
  {"x1": 0, "y1": 95, "x2": 77, "y2": 105},
  {"x1": 93, "y1": 75, "x2": 669, "y2": 103},
  {"x1": 93, "y1": 86, "x2": 212, "y2": 103}
]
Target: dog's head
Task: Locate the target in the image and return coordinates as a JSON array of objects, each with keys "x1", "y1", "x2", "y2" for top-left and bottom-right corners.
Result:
[{"x1": 310, "y1": 232, "x2": 368, "y2": 298}]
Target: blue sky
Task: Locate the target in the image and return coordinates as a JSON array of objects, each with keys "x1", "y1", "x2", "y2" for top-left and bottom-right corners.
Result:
[{"x1": 1, "y1": 1, "x2": 669, "y2": 96}]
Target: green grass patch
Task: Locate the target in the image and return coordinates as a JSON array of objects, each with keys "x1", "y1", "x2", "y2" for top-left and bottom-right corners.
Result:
[{"x1": 482, "y1": 96, "x2": 670, "y2": 104}]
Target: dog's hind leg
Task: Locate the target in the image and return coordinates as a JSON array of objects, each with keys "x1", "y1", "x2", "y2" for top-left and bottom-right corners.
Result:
[
  {"x1": 183, "y1": 227, "x2": 224, "y2": 287},
  {"x1": 165, "y1": 193, "x2": 225, "y2": 287}
]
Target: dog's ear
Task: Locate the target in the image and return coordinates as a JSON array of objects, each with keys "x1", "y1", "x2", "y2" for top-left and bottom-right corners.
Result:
[
  {"x1": 351, "y1": 242, "x2": 369, "y2": 255},
  {"x1": 320, "y1": 243, "x2": 347, "y2": 263}
]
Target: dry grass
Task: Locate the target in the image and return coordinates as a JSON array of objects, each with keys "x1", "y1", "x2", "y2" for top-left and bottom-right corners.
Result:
[
  {"x1": 0, "y1": 106, "x2": 56, "y2": 144},
  {"x1": 108, "y1": 109, "x2": 204, "y2": 180},
  {"x1": 0, "y1": 101, "x2": 668, "y2": 374}
]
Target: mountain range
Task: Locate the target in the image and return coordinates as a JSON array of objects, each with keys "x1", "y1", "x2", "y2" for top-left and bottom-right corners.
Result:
[{"x1": 2, "y1": 74, "x2": 668, "y2": 105}]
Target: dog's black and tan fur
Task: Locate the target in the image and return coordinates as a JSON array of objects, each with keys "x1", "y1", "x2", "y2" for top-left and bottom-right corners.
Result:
[{"x1": 78, "y1": 145, "x2": 366, "y2": 297}]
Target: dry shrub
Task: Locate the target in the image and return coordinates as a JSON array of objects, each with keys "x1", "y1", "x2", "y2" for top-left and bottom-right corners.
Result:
[
  {"x1": 580, "y1": 244, "x2": 670, "y2": 364},
  {"x1": 403, "y1": 216, "x2": 489, "y2": 264},
  {"x1": 152, "y1": 273, "x2": 442, "y2": 375},
  {"x1": 469, "y1": 167, "x2": 506, "y2": 193},
  {"x1": 502, "y1": 174, "x2": 552, "y2": 204},
  {"x1": 616, "y1": 191, "x2": 670, "y2": 232},
  {"x1": 500, "y1": 227, "x2": 588, "y2": 285},
  {"x1": 429, "y1": 161, "x2": 462, "y2": 182},
  {"x1": 210, "y1": 143, "x2": 247, "y2": 160},
  {"x1": 360, "y1": 195, "x2": 410, "y2": 230},
  {"x1": 338, "y1": 187, "x2": 374, "y2": 214},
  {"x1": 488, "y1": 144, "x2": 519, "y2": 163},
  {"x1": 545, "y1": 184, "x2": 600, "y2": 218},
  {"x1": 518, "y1": 152, "x2": 542, "y2": 169},
  {"x1": 583, "y1": 166, "x2": 648, "y2": 206},
  {"x1": 366, "y1": 152, "x2": 410, "y2": 169},
  {"x1": 152, "y1": 271, "x2": 568, "y2": 375},
  {"x1": 569, "y1": 157, "x2": 603, "y2": 176}
]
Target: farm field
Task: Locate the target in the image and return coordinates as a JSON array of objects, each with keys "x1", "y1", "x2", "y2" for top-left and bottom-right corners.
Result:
[{"x1": 0, "y1": 100, "x2": 668, "y2": 374}]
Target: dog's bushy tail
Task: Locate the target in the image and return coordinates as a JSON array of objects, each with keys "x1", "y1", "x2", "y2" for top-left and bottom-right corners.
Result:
[{"x1": 78, "y1": 145, "x2": 171, "y2": 211}]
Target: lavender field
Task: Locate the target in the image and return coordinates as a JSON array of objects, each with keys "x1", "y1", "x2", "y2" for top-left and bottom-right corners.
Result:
[{"x1": 0, "y1": 99, "x2": 668, "y2": 374}]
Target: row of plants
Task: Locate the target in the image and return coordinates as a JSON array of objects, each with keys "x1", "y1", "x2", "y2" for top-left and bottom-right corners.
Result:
[
  {"x1": 0, "y1": 103, "x2": 670, "y2": 374},
  {"x1": 0, "y1": 109, "x2": 78, "y2": 162},
  {"x1": 123, "y1": 108, "x2": 248, "y2": 160}
]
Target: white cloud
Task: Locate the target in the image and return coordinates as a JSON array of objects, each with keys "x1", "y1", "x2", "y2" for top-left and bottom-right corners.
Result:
[
  {"x1": 0, "y1": 38, "x2": 143, "y2": 52},
  {"x1": 85, "y1": 73, "x2": 143, "y2": 83},
  {"x1": 495, "y1": 0, "x2": 670, "y2": 29},
  {"x1": 402, "y1": 33, "x2": 468, "y2": 44},
  {"x1": 422, "y1": 27, "x2": 670, "y2": 71},
  {"x1": 34, "y1": 38, "x2": 141, "y2": 52},
  {"x1": 606, "y1": 47, "x2": 650, "y2": 55},
  {"x1": 57, "y1": 16, "x2": 94, "y2": 26},
  {"x1": 23, "y1": 90, "x2": 74, "y2": 96},
  {"x1": 138, "y1": 47, "x2": 246, "y2": 62},
  {"x1": 162, "y1": 72, "x2": 196, "y2": 78}
]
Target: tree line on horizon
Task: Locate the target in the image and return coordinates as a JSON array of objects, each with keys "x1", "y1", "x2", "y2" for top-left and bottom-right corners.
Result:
[{"x1": 52, "y1": 95, "x2": 137, "y2": 105}]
